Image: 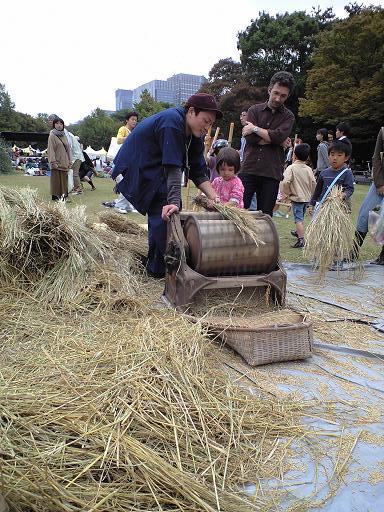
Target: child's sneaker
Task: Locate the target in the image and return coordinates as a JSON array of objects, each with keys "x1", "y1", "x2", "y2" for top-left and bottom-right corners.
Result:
[
  {"x1": 291, "y1": 238, "x2": 305, "y2": 248},
  {"x1": 290, "y1": 230, "x2": 298, "y2": 238}
]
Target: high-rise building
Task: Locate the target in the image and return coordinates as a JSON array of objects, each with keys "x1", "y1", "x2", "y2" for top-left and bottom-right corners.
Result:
[
  {"x1": 132, "y1": 80, "x2": 174, "y2": 106},
  {"x1": 115, "y1": 89, "x2": 133, "y2": 111},
  {"x1": 166, "y1": 73, "x2": 207, "y2": 105},
  {"x1": 117, "y1": 73, "x2": 207, "y2": 111}
]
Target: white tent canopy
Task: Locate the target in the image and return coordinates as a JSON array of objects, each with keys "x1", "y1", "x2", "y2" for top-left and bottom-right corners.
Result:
[
  {"x1": 85, "y1": 146, "x2": 109, "y2": 161},
  {"x1": 84, "y1": 146, "x2": 98, "y2": 159},
  {"x1": 107, "y1": 137, "x2": 121, "y2": 162}
]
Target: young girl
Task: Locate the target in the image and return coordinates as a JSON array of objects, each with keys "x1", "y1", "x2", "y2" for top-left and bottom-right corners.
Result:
[{"x1": 211, "y1": 147, "x2": 244, "y2": 208}]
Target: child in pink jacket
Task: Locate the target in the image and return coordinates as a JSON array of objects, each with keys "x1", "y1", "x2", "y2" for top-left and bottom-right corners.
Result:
[{"x1": 211, "y1": 147, "x2": 244, "y2": 208}]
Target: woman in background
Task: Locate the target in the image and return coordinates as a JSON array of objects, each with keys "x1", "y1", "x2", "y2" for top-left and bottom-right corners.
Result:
[
  {"x1": 47, "y1": 118, "x2": 71, "y2": 201},
  {"x1": 314, "y1": 128, "x2": 329, "y2": 179}
]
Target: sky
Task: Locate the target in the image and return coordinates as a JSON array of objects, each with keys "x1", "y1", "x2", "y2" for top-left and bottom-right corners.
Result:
[{"x1": 1, "y1": 0, "x2": 382, "y2": 124}]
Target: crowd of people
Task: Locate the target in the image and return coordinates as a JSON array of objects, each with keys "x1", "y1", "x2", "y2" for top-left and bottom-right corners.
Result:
[
  {"x1": 10, "y1": 70, "x2": 382, "y2": 275},
  {"x1": 12, "y1": 155, "x2": 49, "y2": 175},
  {"x1": 105, "y1": 71, "x2": 383, "y2": 276}
]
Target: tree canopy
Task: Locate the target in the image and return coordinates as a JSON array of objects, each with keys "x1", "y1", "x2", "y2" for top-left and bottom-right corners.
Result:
[
  {"x1": 299, "y1": 7, "x2": 384, "y2": 141},
  {"x1": 237, "y1": 9, "x2": 335, "y2": 92},
  {"x1": 198, "y1": 9, "x2": 337, "y2": 146},
  {"x1": 0, "y1": 84, "x2": 47, "y2": 133},
  {"x1": 133, "y1": 89, "x2": 170, "y2": 120},
  {"x1": 78, "y1": 108, "x2": 117, "y2": 150}
]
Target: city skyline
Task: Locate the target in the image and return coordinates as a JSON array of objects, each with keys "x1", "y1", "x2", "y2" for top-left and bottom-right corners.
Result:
[{"x1": 116, "y1": 73, "x2": 207, "y2": 111}]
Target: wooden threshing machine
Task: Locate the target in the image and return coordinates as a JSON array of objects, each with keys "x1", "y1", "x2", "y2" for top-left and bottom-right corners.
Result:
[{"x1": 163, "y1": 211, "x2": 287, "y2": 312}]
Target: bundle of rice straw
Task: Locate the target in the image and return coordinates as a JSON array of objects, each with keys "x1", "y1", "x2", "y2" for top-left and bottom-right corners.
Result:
[
  {"x1": 193, "y1": 195, "x2": 265, "y2": 246},
  {"x1": 97, "y1": 210, "x2": 147, "y2": 236},
  {"x1": 303, "y1": 186, "x2": 358, "y2": 279},
  {"x1": 0, "y1": 187, "x2": 144, "y2": 305},
  {"x1": 96, "y1": 210, "x2": 148, "y2": 257},
  {"x1": 0, "y1": 187, "x2": 109, "y2": 302}
]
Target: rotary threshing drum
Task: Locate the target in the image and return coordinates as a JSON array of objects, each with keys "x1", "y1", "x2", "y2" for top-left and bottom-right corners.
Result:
[{"x1": 183, "y1": 214, "x2": 279, "y2": 276}]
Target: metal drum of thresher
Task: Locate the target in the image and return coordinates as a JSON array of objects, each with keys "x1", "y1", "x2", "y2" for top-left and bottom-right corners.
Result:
[{"x1": 182, "y1": 213, "x2": 279, "y2": 276}]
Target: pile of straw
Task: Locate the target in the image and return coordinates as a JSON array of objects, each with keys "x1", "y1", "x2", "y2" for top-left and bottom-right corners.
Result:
[
  {"x1": 0, "y1": 286, "x2": 332, "y2": 512},
  {"x1": 193, "y1": 195, "x2": 265, "y2": 246},
  {"x1": 303, "y1": 187, "x2": 358, "y2": 279},
  {"x1": 0, "y1": 187, "x2": 145, "y2": 305},
  {"x1": 0, "y1": 187, "x2": 108, "y2": 302},
  {"x1": 0, "y1": 187, "x2": 359, "y2": 510}
]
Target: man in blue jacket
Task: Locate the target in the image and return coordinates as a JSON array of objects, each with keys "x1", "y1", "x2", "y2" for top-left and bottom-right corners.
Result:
[{"x1": 112, "y1": 93, "x2": 223, "y2": 278}]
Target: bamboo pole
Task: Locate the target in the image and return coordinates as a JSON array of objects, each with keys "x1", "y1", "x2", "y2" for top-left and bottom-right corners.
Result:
[
  {"x1": 186, "y1": 176, "x2": 192, "y2": 209},
  {"x1": 195, "y1": 127, "x2": 221, "y2": 210},
  {"x1": 227, "y1": 123, "x2": 234, "y2": 147},
  {"x1": 207, "y1": 127, "x2": 220, "y2": 156},
  {"x1": 204, "y1": 127, "x2": 212, "y2": 157}
]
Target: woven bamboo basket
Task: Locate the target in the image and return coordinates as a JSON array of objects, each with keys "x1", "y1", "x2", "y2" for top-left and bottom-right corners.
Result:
[{"x1": 205, "y1": 311, "x2": 313, "y2": 366}]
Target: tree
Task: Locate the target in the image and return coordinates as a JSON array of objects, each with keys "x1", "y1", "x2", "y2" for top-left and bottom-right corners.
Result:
[
  {"x1": 299, "y1": 7, "x2": 384, "y2": 142},
  {"x1": 0, "y1": 83, "x2": 18, "y2": 131},
  {"x1": 200, "y1": 58, "x2": 243, "y2": 98},
  {"x1": 237, "y1": 9, "x2": 335, "y2": 93},
  {"x1": 133, "y1": 90, "x2": 168, "y2": 120},
  {"x1": 198, "y1": 9, "x2": 335, "y2": 148},
  {"x1": 111, "y1": 109, "x2": 133, "y2": 123},
  {"x1": 0, "y1": 138, "x2": 13, "y2": 174},
  {"x1": 198, "y1": 58, "x2": 268, "y2": 147},
  {"x1": 78, "y1": 108, "x2": 118, "y2": 149},
  {"x1": 14, "y1": 112, "x2": 47, "y2": 132},
  {"x1": 0, "y1": 84, "x2": 50, "y2": 133},
  {"x1": 37, "y1": 113, "x2": 49, "y2": 125}
]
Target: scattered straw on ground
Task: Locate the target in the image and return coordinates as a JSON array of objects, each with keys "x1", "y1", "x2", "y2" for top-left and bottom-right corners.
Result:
[
  {"x1": 0, "y1": 285, "x2": 342, "y2": 512},
  {"x1": 0, "y1": 186, "x2": 376, "y2": 511}
]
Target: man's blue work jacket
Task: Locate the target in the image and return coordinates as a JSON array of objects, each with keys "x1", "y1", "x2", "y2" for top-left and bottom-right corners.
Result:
[{"x1": 112, "y1": 107, "x2": 208, "y2": 215}]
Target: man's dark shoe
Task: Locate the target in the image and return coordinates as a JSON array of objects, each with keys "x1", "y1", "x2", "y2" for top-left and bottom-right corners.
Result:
[
  {"x1": 291, "y1": 238, "x2": 305, "y2": 248},
  {"x1": 290, "y1": 230, "x2": 299, "y2": 238}
]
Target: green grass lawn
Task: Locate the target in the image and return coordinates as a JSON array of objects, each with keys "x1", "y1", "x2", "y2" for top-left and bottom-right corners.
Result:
[{"x1": 0, "y1": 172, "x2": 379, "y2": 262}]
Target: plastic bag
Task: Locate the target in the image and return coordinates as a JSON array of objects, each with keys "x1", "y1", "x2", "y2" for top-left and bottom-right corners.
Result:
[
  {"x1": 67, "y1": 168, "x2": 74, "y2": 193},
  {"x1": 368, "y1": 199, "x2": 384, "y2": 245}
]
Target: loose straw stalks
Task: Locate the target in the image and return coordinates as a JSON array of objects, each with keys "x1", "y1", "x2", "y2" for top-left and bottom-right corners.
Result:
[
  {"x1": 0, "y1": 287, "x2": 328, "y2": 512},
  {"x1": 0, "y1": 186, "x2": 362, "y2": 511},
  {"x1": 193, "y1": 195, "x2": 265, "y2": 247},
  {"x1": 303, "y1": 187, "x2": 360, "y2": 279}
]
